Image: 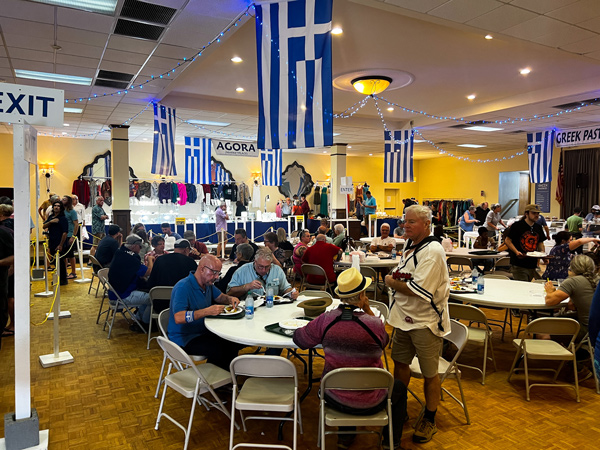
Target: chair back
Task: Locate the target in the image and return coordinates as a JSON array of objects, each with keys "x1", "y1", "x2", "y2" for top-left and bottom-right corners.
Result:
[
  {"x1": 157, "y1": 336, "x2": 201, "y2": 375},
  {"x1": 369, "y1": 300, "x2": 389, "y2": 320},
  {"x1": 483, "y1": 274, "x2": 510, "y2": 280},
  {"x1": 283, "y1": 250, "x2": 293, "y2": 260},
  {"x1": 88, "y1": 255, "x2": 103, "y2": 272},
  {"x1": 321, "y1": 368, "x2": 393, "y2": 397},
  {"x1": 290, "y1": 230, "x2": 299, "y2": 238},
  {"x1": 158, "y1": 309, "x2": 170, "y2": 338},
  {"x1": 495, "y1": 257, "x2": 511, "y2": 269},
  {"x1": 150, "y1": 286, "x2": 173, "y2": 302},
  {"x1": 449, "y1": 303, "x2": 488, "y2": 325},
  {"x1": 301, "y1": 290, "x2": 333, "y2": 299},
  {"x1": 359, "y1": 266, "x2": 378, "y2": 283},
  {"x1": 97, "y1": 267, "x2": 109, "y2": 284},
  {"x1": 524, "y1": 317, "x2": 580, "y2": 338},
  {"x1": 230, "y1": 355, "x2": 298, "y2": 383},
  {"x1": 446, "y1": 256, "x2": 473, "y2": 270},
  {"x1": 301, "y1": 263, "x2": 327, "y2": 277},
  {"x1": 440, "y1": 320, "x2": 469, "y2": 381}
]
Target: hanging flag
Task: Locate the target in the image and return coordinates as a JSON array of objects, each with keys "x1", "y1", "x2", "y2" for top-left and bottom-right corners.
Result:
[
  {"x1": 527, "y1": 130, "x2": 554, "y2": 183},
  {"x1": 555, "y1": 148, "x2": 564, "y2": 204},
  {"x1": 261, "y1": 149, "x2": 283, "y2": 186},
  {"x1": 152, "y1": 103, "x2": 177, "y2": 176},
  {"x1": 384, "y1": 129, "x2": 414, "y2": 183},
  {"x1": 184, "y1": 137, "x2": 211, "y2": 184},
  {"x1": 212, "y1": 160, "x2": 232, "y2": 184},
  {"x1": 255, "y1": 0, "x2": 333, "y2": 150}
]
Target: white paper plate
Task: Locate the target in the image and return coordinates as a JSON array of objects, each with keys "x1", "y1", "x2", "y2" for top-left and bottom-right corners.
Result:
[
  {"x1": 526, "y1": 251, "x2": 547, "y2": 258},
  {"x1": 220, "y1": 306, "x2": 243, "y2": 316},
  {"x1": 279, "y1": 319, "x2": 310, "y2": 330}
]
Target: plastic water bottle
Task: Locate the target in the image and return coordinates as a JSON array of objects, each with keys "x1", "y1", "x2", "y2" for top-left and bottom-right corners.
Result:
[
  {"x1": 477, "y1": 276, "x2": 485, "y2": 294},
  {"x1": 266, "y1": 288, "x2": 274, "y2": 308},
  {"x1": 471, "y1": 267, "x2": 479, "y2": 285},
  {"x1": 391, "y1": 247, "x2": 397, "y2": 259},
  {"x1": 245, "y1": 296, "x2": 254, "y2": 319}
]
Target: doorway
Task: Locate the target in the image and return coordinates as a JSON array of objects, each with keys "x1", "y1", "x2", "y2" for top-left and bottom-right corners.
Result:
[
  {"x1": 384, "y1": 189, "x2": 398, "y2": 215},
  {"x1": 498, "y1": 171, "x2": 530, "y2": 218}
]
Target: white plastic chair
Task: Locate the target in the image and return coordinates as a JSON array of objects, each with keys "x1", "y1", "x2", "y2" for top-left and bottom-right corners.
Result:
[
  {"x1": 155, "y1": 336, "x2": 235, "y2": 450},
  {"x1": 318, "y1": 367, "x2": 394, "y2": 449},
  {"x1": 507, "y1": 317, "x2": 581, "y2": 402},
  {"x1": 229, "y1": 355, "x2": 302, "y2": 450}
]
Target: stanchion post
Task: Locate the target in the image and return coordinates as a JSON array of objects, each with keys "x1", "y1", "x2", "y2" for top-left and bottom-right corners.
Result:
[
  {"x1": 74, "y1": 234, "x2": 91, "y2": 283},
  {"x1": 34, "y1": 247, "x2": 53, "y2": 297},
  {"x1": 46, "y1": 250, "x2": 71, "y2": 319}
]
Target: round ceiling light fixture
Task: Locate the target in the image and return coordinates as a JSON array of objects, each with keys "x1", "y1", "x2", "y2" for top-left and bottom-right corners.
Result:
[
  {"x1": 351, "y1": 76, "x2": 392, "y2": 95},
  {"x1": 333, "y1": 69, "x2": 414, "y2": 93}
]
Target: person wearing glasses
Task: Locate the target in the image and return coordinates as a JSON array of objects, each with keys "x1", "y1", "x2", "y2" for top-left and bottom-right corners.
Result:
[
  {"x1": 168, "y1": 254, "x2": 242, "y2": 370},
  {"x1": 226, "y1": 248, "x2": 299, "y2": 300}
]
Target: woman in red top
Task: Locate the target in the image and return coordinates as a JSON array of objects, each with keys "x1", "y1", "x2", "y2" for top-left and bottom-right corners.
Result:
[{"x1": 292, "y1": 230, "x2": 311, "y2": 275}]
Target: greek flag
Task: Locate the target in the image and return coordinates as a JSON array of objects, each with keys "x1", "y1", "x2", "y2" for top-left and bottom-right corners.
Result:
[
  {"x1": 185, "y1": 137, "x2": 211, "y2": 184},
  {"x1": 527, "y1": 130, "x2": 554, "y2": 183},
  {"x1": 384, "y1": 129, "x2": 414, "y2": 183},
  {"x1": 261, "y1": 149, "x2": 283, "y2": 186},
  {"x1": 255, "y1": 0, "x2": 333, "y2": 150},
  {"x1": 212, "y1": 160, "x2": 231, "y2": 184},
  {"x1": 152, "y1": 103, "x2": 177, "y2": 176}
]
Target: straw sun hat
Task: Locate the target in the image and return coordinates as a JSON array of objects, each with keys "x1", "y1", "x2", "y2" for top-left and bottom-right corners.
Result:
[{"x1": 334, "y1": 267, "x2": 372, "y2": 299}]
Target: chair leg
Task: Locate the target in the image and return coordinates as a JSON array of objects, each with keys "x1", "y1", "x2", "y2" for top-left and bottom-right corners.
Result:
[
  {"x1": 155, "y1": 352, "x2": 168, "y2": 398},
  {"x1": 481, "y1": 334, "x2": 489, "y2": 385},
  {"x1": 229, "y1": 386, "x2": 238, "y2": 450},
  {"x1": 87, "y1": 273, "x2": 96, "y2": 295},
  {"x1": 96, "y1": 295, "x2": 107, "y2": 324},
  {"x1": 155, "y1": 373, "x2": 169, "y2": 430},
  {"x1": 147, "y1": 310, "x2": 154, "y2": 350},
  {"x1": 507, "y1": 348, "x2": 522, "y2": 382},
  {"x1": 183, "y1": 383, "x2": 201, "y2": 450},
  {"x1": 524, "y1": 353, "x2": 530, "y2": 401},
  {"x1": 455, "y1": 376, "x2": 470, "y2": 425}
]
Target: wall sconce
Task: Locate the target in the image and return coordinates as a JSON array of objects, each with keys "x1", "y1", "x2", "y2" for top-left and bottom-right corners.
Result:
[{"x1": 39, "y1": 164, "x2": 55, "y2": 176}]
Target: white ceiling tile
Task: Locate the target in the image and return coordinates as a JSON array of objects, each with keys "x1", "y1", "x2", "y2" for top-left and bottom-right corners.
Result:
[
  {"x1": 428, "y1": 0, "x2": 503, "y2": 23},
  {"x1": 501, "y1": 15, "x2": 562, "y2": 40},
  {"x1": 531, "y1": 23, "x2": 596, "y2": 47},
  {"x1": 545, "y1": 0, "x2": 600, "y2": 24},
  {"x1": 55, "y1": 53, "x2": 99, "y2": 70},
  {"x1": 153, "y1": 44, "x2": 197, "y2": 60},
  {"x1": 0, "y1": 58, "x2": 10, "y2": 69},
  {"x1": 99, "y1": 60, "x2": 142, "y2": 76},
  {"x1": 11, "y1": 58, "x2": 54, "y2": 73},
  {"x1": 466, "y1": 4, "x2": 537, "y2": 32},
  {"x1": 383, "y1": 0, "x2": 450, "y2": 13},
  {"x1": 0, "y1": 0, "x2": 55, "y2": 22},
  {"x1": 6, "y1": 47, "x2": 55, "y2": 63},
  {"x1": 103, "y1": 49, "x2": 148, "y2": 66},
  {"x1": 578, "y1": 17, "x2": 600, "y2": 33},
  {"x1": 54, "y1": 64, "x2": 95, "y2": 78},
  {"x1": 559, "y1": 35, "x2": 600, "y2": 54},
  {"x1": 146, "y1": 55, "x2": 181, "y2": 70},
  {"x1": 57, "y1": 27, "x2": 109, "y2": 47},
  {"x1": 57, "y1": 8, "x2": 115, "y2": 33},
  {"x1": 508, "y1": 0, "x2": 579, "y2": 14},
  {"x1": 583, "y1": 49, "x2": 600, "y2": 60},
  {"x1": 0, "y1": 17, "x2": 54, "y2": 39},
  {"x1": 107, "y1": 35, "x2": 156, "y2": 54}
]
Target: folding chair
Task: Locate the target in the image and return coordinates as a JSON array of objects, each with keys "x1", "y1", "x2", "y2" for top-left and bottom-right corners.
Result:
[
  {"x1": 318, "y1": 368, "x2": 394, "y2": 449},
  {"x1": 155, "y1": 337, "x2": 235, "y2": 450},
  {"x1": 369, "y1": 300, "x2": 390, "y2": 370},
  {"x1": 409, "y1": 320, "x2": 470, "y2": 424},
  {"x1": 449, "y1": 303, "x2": 497, "y2": 385},
  {"x1": 87, "y1": 255, "x2": 104, "y2": 297},
  {"x1": 446, "y1": 256, "x2": 473, "y2": 277},
  {"x1": 155, "y1": 310, "x2": 206, "y2": 399},
  {"x1": 507, "y1": 317, "x2": 580, "y2": 402},
  {"x1": 360, "y1": 266, "x2": 380, "y2": 302},
  {"x1": 148, "y1": 286, "x2": 173, "y2": 350},
  {"x1": 575, "y1": 333, "x2": 600, "y2": 394},
  {"x1": 95, "y1": 268, "x2": 110, "y2": 324},
  {"x1": 300, "y1": 264, "x2": 332, "y2": 293},
  {"x1": 229, "y1": 355, "x2": 302, "y2": 450},
  {"x1": 283, "y1": 250, "x2": 294, "y2": 282},
  {"x1": 493, "y1": 257, "x2": 512, "y2": 278},
  {"x1": 97, "y1": 268, "x2": 147, "y2": 339}
]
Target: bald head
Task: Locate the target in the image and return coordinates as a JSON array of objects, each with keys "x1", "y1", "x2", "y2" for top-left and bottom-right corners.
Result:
[
  {"x1": 316, "y1": 234, "x2": 327, "y2": 242},
  {"x1": 198, "y1": 254, "x2": 219, "y2": 269}
]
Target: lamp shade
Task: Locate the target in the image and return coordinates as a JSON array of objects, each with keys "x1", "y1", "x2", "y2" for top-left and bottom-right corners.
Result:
[{"x1": 351, "y1": 76, "x2": 392, "y2": 95}]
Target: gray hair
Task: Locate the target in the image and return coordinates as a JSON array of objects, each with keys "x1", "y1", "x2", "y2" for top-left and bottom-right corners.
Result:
[
  {"x1": 469, "y1": 206, "x2": 476, "y2": 212},
  {"x1": 491, "y1": 203, "x2": 501, "y2": 210},
  {"x1": 334, "y1": 223, "x2": 344, "y2": 234},
  {"x1": 254, "y1": 247, "x2": 274, "y2": 263},
  {"x1": 380, "y1": 223, "x2": 391, "y2": 230},
  {"x1": 183, "y1": 230, "x2": 196, "y2": 240},
  {"x1": 404, "y1": 205, "x2": 432, "y2": 222},
  {"x1": 570, "y1": 254, "x2": 597, "y2": 289},
  {"x1": 342, "y1": 293, "x2": 362, "y2": 306},
  {"x1": 236, "y1": 243, "x2": 254, "y2": 261},
  {"x1": 124, "y1": 243, "x2": 136, "y2": 251}
]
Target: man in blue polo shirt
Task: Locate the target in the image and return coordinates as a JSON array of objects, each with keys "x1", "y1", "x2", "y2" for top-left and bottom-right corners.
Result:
[
  {"x1": 168, "y1": 254, "x2": 241, "y2": 370},
  {"x1": 226, "y1": 248, "x2": 299, "y2": 299},
  {"x1": 363, "y1": 190, "x2": 377, "y2": 224}
]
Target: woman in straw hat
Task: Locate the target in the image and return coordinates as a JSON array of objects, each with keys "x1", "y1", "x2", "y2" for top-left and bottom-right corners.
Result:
[{"x1": 293, "y1": 268, "x2": 407, "y2": 449}]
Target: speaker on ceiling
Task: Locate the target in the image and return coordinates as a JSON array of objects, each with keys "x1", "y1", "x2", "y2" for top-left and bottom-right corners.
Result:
[{"x1": 576, "y1": 173, "x2": 589, "y2": 189}]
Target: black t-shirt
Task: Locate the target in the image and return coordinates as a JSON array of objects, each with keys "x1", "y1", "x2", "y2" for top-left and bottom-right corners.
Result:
[
  {"x1": 45, "y1": 214, "x2": 68, "y2": 250},
  {"x1": 95, "y1": 236, "x2": 119, "y2": 267},
  {"x1": 148, "y1": 252, "x2": 198, "y2": 289},
  {"x1": 229, "y1": 241, "x2": 259, "y2": 261},
  {"x1": 475, "y1": 207, "x2": 489, "y2": 225},
  {"x1": 507, "y1": 219, "x2": 545, "y2": 268}
]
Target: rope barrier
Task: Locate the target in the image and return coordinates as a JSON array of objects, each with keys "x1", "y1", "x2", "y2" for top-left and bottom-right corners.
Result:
[{"x1": 31, "y1": 250, "x2": 60, "y2": 326}]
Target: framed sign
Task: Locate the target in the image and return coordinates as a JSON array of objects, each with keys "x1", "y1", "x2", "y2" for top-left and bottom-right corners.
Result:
[{"x1": 534, "y1": 182, "x2": 551, "y2": 213}]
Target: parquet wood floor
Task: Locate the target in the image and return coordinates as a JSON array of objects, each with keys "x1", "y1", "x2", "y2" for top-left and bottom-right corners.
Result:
[{"x1": 1, "y1": 271, "x2": 599, "y2": 449}]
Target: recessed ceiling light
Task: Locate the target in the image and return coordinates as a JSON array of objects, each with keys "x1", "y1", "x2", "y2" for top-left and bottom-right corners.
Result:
[
  {"x1": 439, "y1": 151, "x2": 445, "y2": 155},
  {"x1": 28, "y1": 0, "x2": 117, "y2": 14},
  {"x1": 369, "y1": 153, "x2": 373, "y2": 156},
  {"x1": 387, "y1": 107, "x2": 394, "y2": 111},
  {"x1": 457, "y1": 144, "x2": 487, "y2": 148},
  {"x1": 15, "y1": 69, "x2": 92, "y2": 86},
  {"x1": 231, "y1": 56, "x2": 243, "y2": 63},
  {"x1": 520, "y1": 68, "x2": 531, "y2": 75},
  {"x1": 467, "y1": 94, "x2": 476, "y2": 100},
  {"x1": 64, "y1": 107, "x2": 83, "y2": 113},
  {"x1": 154, "y1": 130, "x2": 159, "y2": 134},
  {"x1": 62, "y1": 132, "x2": 67, "y2": 135},
  {"x1": 347, "y1": 146, "x2": 352, "y2": 149},
  {"x1": 333, "y1": 132, "x2": 341, "y2": 136},
  {"x1": 322, "y1": 151, "x2": 327, "y2": 153},
  {"x1": 331, "y1": 27, "x2": 343, "y2": 35},
  {"x1": 187, "y1": 120, "x2": 231, "y2": 127},
  {"x1": 485, "y1": 34, "x2": 493, "y2": 40},
  {"x1": 413, "y1": 139, "x2": 426, "y2": 143},
  {"x1": 143, "y1": 138, "x2": 148, "y2": 141},
  {"x1": 63, "y1": 123, "x2": 70, "y2": 127},
  {"x1": 236, "y1": 87, "x2": 244, "y2": 92},
  {"x1": 465, "y1": 126, "x2": 503, "y2": 132}
]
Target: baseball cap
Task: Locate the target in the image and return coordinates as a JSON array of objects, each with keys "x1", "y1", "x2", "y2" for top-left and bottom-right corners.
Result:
[
  {"x1": 108, "y1": 225, "x2": 121, "y2": 236},
  {"x1": 174, "y1": 238, "x2": 191, "y2": 249},
  {"x1": 592, "y1": 205, "x2": 600, "y2": 212},
  {"x1": 125, "y1": 234, "x2": 143, "y2": 245},
  {"x1": 524, "y1": 204, "x2": 541, "y2": 213}
]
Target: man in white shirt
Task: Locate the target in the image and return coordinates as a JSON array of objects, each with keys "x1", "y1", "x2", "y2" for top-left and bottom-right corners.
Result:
[
  {"x1": 384, "y1": 205, "x2": 450, "y2": 444},
  {"x1": 72, "y1": 195, "x2": 86, "y2": 226},
  {"x1": 370, "y1": 223, "x2": 396, "y2": 253}
]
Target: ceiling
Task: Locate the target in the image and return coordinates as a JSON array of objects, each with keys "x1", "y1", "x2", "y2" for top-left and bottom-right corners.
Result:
[{"x1": 1, "y1": 0, "x2": 600, "y2": 160}]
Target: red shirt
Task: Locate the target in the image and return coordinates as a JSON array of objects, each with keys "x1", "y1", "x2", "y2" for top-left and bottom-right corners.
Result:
[
  {"x1": 300, "y1": 200, "x2": 310, "y2": 214},
  {"x1": 189, "y1": 241, "x2": 209, "y2": 260},
  {"x1": 301, "y1": 240, "x2": 341, "y2": 283}
]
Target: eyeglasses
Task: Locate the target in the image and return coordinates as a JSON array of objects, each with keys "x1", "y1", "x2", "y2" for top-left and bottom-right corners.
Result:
[
  {"x1": 255, "y1": 262, "x2": 271, "y2": 271},
  {"x1": 203, "y1": 266, "x2": 220, "y2": 276}
]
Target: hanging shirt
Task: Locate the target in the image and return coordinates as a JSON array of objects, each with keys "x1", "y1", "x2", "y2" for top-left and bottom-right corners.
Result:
[
  {"x1": 158, "y1": 182, "x2": 171, "y2": 203},
  {"x1": 71, "y1": 179, "x2": 91, "y2": 207},
  {"x1": 151, "y1": 181, "x2": 159, "y2": 200},
  {"x1": 177, "y1": 183, "x2": 188, "y2": 205}
]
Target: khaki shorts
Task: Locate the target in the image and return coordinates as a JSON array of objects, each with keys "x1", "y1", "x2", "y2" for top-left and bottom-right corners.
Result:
[
  {"x1": 391, "y1": 327, "x2": 443, "y2": 378},
  {"x1": 93, "y1": 233, "x2": 105, "y2": 246},
  {"x1": 217, "y1": 229, "x2": 226, "y2": 243}
]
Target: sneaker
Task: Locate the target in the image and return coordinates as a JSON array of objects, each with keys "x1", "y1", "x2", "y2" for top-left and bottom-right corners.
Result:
[{"x1": 413, "y1": 418, "x2": 437, "y2": 444}]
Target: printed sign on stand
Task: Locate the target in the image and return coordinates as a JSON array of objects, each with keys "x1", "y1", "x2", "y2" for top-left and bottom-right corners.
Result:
[{"x1": 0, "y1": 83, "x2": 64, "y2": 127}]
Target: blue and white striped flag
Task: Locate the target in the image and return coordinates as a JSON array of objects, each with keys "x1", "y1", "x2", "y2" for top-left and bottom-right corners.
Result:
[
  {"x1": 261, "y1": 149, "x2": 283, "y2": 186},
  {"x1": 184, "y1": 137, "x2": 211, "y2": 184},
  {"x1": 384, "y1": 129, "x2": 414, "y2": 183},
  {"x1": 212, "y1": 161, "x2": 231, "y2": 184},
  {"x1": 527, "y1": 130, "x2": 554, "y2": 183},
  {"x1": 255, "y1": 0, "x2": 333, "y2": 150},
  {"x1": 152, "y1": 103, "x2": 177, "y2": 176}
]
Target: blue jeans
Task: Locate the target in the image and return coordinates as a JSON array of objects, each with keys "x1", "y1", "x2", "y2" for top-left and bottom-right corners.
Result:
[{"x1": 122, "y1": 290, "x2": 151, "y2": 323}]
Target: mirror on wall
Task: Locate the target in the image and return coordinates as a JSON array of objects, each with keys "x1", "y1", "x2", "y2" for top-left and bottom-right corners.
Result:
[{"x1": 278, "y1": 161, "x2": 313, "y2": 198}]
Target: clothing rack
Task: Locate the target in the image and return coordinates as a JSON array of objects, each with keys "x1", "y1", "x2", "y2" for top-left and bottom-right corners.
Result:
[{"x1": 423, "y1": 197, "x2": 472, "y2": 201}]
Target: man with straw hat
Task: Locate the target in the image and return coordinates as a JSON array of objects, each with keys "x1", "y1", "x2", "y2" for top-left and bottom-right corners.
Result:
[{"x1": 294, "y1": 268, "x2": 407, "y2": 449}]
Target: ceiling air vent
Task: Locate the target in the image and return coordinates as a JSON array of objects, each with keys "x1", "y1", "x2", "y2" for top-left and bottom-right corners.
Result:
[
  {"x1": 552, "y1": 97, "x2": 600, "y2": 109},
  {"x1": 114, "y1": 18, "x2": 164, "y2": 41},
  {"x1": 120, "y1": 0, "x2": 176, "y2": 25},
  {"x1": 95, "y1": 79, "x2": 130, "y2": 89},
  {"x1": 97, "y1": 70, "x2": 133, "y2": 82},
  {"x1": 507, "y1": 130, "x2": 526, "y2": 134}
]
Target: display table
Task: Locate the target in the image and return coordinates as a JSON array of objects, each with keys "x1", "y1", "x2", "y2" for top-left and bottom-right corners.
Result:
[{"x1": 445, "y1": 248, "x2": 509, "y2": 260}]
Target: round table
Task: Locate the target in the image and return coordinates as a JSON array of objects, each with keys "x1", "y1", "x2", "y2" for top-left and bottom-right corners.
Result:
[
  {"x1": 335, "y1": 255, "x2": 401, "y2": 268},
  {"x1": 449, "y1": 278, "x2": 564, "y2": 309},
  {"x1": 359, "y1": 237, "x2": 405, "y2": 245},
  {"x1": 445, "y1": 248, "x2": 509, "y2": 260}
]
